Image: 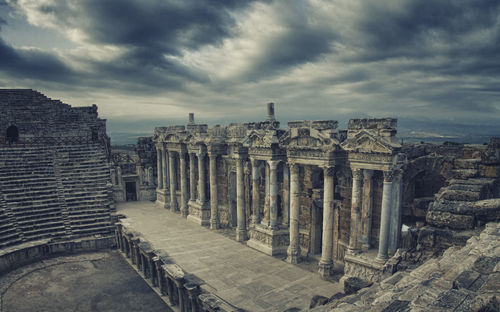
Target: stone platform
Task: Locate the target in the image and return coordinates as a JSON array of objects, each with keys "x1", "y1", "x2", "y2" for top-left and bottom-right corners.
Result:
[{"x1": 116, "y1": 201, "x2": 342, "y2": 311}]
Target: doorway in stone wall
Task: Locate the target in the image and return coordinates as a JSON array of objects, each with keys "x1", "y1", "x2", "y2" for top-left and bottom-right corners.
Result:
[
  {"x1": 310, "y1": 168, "x2": 324, "y2": 257},
  {"x1": 126, "y1": 182, "x2": 137, "y2": 201},
  {"x1": 6, "y1": 125, "x2": 19, "y2": 144}
]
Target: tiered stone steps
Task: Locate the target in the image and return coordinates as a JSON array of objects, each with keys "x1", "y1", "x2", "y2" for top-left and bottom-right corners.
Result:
[
  {"x1": 54, "y1": 145, "x2": 113, "y2": 236},
  {"x1": 0, "y1": 146, "x2": 66, "y2": 242},
  {"x1": 0, "y1": 144, "x2": 113, "y2": 245},
  {"x1": 427, "y1": 155, "x2": 498, "y2": 230},
  {"x1": 316, "y1": 223, "x2": 500, "y2": 311}
]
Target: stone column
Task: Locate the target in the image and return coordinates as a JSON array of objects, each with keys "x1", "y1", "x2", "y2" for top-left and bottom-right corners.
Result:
[
  {"x1": 157, "y1": 147, "x2": 163, "y2": 189},
  {"x1": 179, "y1": 152, "x2": 188, "y2": 217},
  {"x1": 282, "y1": 164, "x2": 290, "y2": 226},
  {"x1": 361, "y1": 169, "x2": 373, "y2": 250},
  {"x1": 348, "y1": 168, "x2": 363, "y2": 254},
  {"x1": 287, "y1": 163, "x2": 300, "y2": 264},
  {"x1": 209, "y1": 153, "x2": 219, "y2": 229},
  {"x1": 162, "y1": 149, "x2": 168, "y2": 191},
  {"x1": 136, "y1": 164, "x2": 143, "y2": 186},
  {"x1": 169, "y1": 152, "x2": 178, "y2": 211},
  {"x1": 263, "y1": 164, "x2": 270, "y2": 224},
  {"x1": 389, "y1": 169, "x2": 403, "y2": 253},
  {"x1": 377, "y1": 170, "x2": 394, "y2": 261},
  {"x1": 197, "y1": 152, "x2": 206, "y2": 204},
  {"x1": 268, "y1": 160, "x2": 280, "y2": 229},
  {"x1": 250, "y1": 158, "x2": 261, "y2": 225},
  {"x1": 189, "y1": 153, "x2": 196, "y2": 201},
  {"x1": 318, "y1": 166, "x2": 335, "y2": 278},
  {"x1": 116, "y1": 167, "x2": 122, "y2": 186},
  {"x1": 236, "y1": 157, "x2": 247, "y2": 242}
]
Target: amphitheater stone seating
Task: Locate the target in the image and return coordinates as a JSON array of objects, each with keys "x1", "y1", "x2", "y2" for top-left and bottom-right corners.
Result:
[{"x1": 0, "y1": 144, "x2": 113, "y2": 245}]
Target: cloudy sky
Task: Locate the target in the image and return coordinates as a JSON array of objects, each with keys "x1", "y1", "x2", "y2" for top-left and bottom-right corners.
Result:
[{"x1": 1, "y1": 0, "x2": 499, "y2": 140}]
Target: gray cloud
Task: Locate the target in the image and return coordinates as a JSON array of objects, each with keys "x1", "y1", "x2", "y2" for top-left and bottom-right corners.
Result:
[{"x1": 0, "y1": 0, "x2": 498, "y2": 133}]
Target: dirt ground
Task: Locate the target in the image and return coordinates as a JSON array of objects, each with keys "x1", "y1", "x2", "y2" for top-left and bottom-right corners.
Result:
[{"x1": 0, "y1": 251, "x2": 168, "y2": 312}]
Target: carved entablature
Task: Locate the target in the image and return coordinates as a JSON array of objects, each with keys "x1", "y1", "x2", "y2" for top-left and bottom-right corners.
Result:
[
  {"x1": 244, "y1": 128, "x2": 286, "y2": 159},
  {"x1": 280, "y1": 120, "x2": 343, "y2": 162},
  {"x1": 342, "y1": 118, "x2": 403, "y2": 170}
]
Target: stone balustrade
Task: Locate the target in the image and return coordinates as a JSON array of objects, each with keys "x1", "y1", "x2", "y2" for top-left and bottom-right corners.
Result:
[{"x1": 116, "y1": 223, "x2": 237, "y2": 312}]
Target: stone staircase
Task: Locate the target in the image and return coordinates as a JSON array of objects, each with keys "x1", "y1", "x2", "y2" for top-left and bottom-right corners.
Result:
[
  {"x1": 426, "y1": 154, "x2": 499, "y2": 230},
  {"x1": 0, "y1": 144, "x2": 114, "y2": 246},
  {"x1": 54, "y1": 145, "x2": 114, "y2": 237},
  {"x1": 311, "y1": 222, "x2": 500, "y2": 311}
]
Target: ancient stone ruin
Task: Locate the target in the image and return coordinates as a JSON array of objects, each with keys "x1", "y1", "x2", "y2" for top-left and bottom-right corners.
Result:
[
  {"x1": 0, "y1": 89, "x2": 114, "y2": 272},
  {"x1": 1, "y1": 90, "x2": 499, "y2": 311}
]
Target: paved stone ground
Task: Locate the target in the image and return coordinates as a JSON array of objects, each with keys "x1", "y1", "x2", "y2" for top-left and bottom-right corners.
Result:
[
  {"x1": 117, "y1": 201, "x2": 343, "y2": 311},
  {"x1": 0, "y1": 251, "x2": 169, "y2": 312}
]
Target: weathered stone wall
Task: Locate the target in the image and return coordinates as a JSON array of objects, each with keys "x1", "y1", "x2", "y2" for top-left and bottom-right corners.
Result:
[{"x1": 0, "y1": 89, "x2": 108, "y2": 147}]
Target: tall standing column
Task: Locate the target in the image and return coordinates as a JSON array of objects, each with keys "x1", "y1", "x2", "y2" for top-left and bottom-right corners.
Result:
[
  {"x1": 209, "y1": 153, "x2": 219, "y2": 229},
  {"x1": 156, "y1": 147, "x2": 163, "y2": 189},
  {"x1": 282, "y1": 164, "x2": 290, "y2": 226},
  {"x1": 287, "y1": 163, "x2": 301, "y2": 264},
  {"x1": 361, "y1": 169, "x2": 374, "y2": 250},
  {"x1": 318, "y1": 166, "x2": 335, "y2": 278},
  {"x1": 268, "y1": 160, "x2": 280, "y2": 229},
  {"x1": 162, "y1": 149, "x2": 168, "y2": 191},
  {"x1": 179, "y1": 152, "x2": 188, "y2": 217},
  {"x1": 116, "y1": 167, "x2": 122, "y2": 186},
  {"x1": 250, "y1": 158, "x2": 260, "y2": 225},
  {"x1": 348, "y1": 168, "x2": 363, "y2": 254},
  {"x1": 377, "y1": 170, "x2": 394, "y2": 261},
  {"x1": 263, "y1": 164, "x2": 270, "y2": 225},
  {"x1": 169, "y1": 152, "x2": 178, "y2": 211},
  {"x1": 197, "y1": 153, "x2": 206, "y2": 204},
  {"x1": 236, "y1": 157, "x2": 247, "y2": 242},
  {"x1": 189, "y1": 153, "x2": 196, "y2": 202},
  {"x1": 388, "y1": 169, "x2": 403, "y2": 253}
]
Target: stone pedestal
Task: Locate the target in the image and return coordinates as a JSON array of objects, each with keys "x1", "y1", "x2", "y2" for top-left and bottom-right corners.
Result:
[
  {"x1": 343, "y1": 250, "x2": 388, "y2": 282},
  {"x1": 187, "y1": 201, "x2": 210, "y2": 226},
  {"x1": 156, "y1": 188, "x2": 169, "y2": 209},
  {"x1": 246, "y1": 224, "x2": 289, "y2": 256}
]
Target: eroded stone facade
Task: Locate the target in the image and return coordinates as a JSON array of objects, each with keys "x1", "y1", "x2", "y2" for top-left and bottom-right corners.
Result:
[{"x1": 151, "y1": 104, "x2": 411, "y2": 280}]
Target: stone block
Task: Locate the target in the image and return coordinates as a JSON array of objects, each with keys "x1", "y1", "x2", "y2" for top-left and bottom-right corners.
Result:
[
  {"x1": 473, "y1": 199, "x2": 500, "y2": 222},
  {"x1": 343, "y1": 277, "x2": 373, "y2": 295},
  {"x1": 479, "y1": 165, "x2": 500, "y2": 178},
  {"x1": 426, "y1": 210, "x2": 475, "y2": 230},
  {"x1": 452, "y1": 270, "x2": 481, "y2": 290},
  {"x1": 309, "y1": 295, "x2": 328, "y2": 308}
]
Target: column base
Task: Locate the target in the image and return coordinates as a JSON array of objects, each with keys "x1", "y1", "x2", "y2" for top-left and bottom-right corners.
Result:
[
  {"x1": 286, "y1": 247, "x2": 301, "y2": 264},
  {"x1": 344, "y1": 250, "x2": 388, "y2": 283},
  {"x1": 187, "y1": 200, "x2": 210, "y2": 226},
  {"x1": 246, "y1": 224, "x2": 289, "y2": 256},
  {"x1": 236, "y1": 229, "x2": 247, "y2": 242},
  {"x1": 318, "y1": 260, "x2": 333, "y2": 279},
  {"x1": 156, "y1": 189, "x2": 169, "y2": 209},
  {"x1": 209, "y1": 219, "x2": 219, "y2": 230},
  {"x1": 181, "y1": 208, "x2": 188, "y2": 218}
]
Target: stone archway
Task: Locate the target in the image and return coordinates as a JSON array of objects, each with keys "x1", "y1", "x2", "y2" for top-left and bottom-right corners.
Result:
[{"x1": 6, "y1": 125, "x2": 19, "y2": 144}]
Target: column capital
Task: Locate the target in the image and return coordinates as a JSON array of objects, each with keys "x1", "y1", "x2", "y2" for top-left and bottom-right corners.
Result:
[
  {"x1": 289, "y1": 162, "x2": 299, "y2": 174},
  {"x1": 250, "y1": 157, "x2": 260, "y2": 166},
  {"x1": 363, "y1": 169, "x2": 374, "y2": 179},
  {"x1": 323, "y1": 165, "x2": 335, "y2": 177},
  {"x1": 351, "y1": 167, "x2": 363, "y2": 180},
  {"x1": 196, "y1": 151, "x2": 205, "y2": 158},
  {"x1": 383, "y1": 170, "x2": 395, "y2": 182},
  {"x1": 267, "y1": 159, "x2": 281, "y2": 170},
  {"x1": 207, "y1": 152, "x2": 218, "y2": 158}
]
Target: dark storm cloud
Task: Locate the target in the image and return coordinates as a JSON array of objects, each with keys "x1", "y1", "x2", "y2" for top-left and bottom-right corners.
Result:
[
  {"x1": 354, "y1": 0, "x2": 500, "y2": 61},
  {"x1": 1, "y1": 0, "x2": 258, "y2": 91},
  {"x1": 0, "y1": 31, "x2": 73, "y2": 82},
  {"x1": 33, "y1": 0, "x2": 255, "y2": 54}
]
